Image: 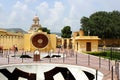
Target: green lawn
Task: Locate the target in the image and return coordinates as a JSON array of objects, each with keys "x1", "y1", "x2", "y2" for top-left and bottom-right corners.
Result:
[{"x1": 86, "y1": 50, "x2": 120, "y2": 60}]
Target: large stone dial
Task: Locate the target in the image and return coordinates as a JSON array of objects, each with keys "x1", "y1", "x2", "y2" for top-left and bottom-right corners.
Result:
[{"x1": 31, "y1": 33, "x2": 49, "y2": 49}]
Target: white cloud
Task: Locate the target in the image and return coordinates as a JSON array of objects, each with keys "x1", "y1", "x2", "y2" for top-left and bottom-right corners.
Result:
[
  {"x1": 0, "y1": 3, "x2": 3, "y2": 16},
  {"x1": 7, "y1": 1, "x2": 34, "y2": 30},
  {"x1": 36, "y1": 2, "x2": 49, "y2": 16},
  {"x1": 48, "y1": 2, "x2": 64, "y2": 24},
  {"x1": 68, "y1": 0, "x2": 120, "y2": 31},
  {"x1": 8, "y1": 11, "x2": 17, "y2": 24},
  {"x1": 0, "y1": 3, "x2": 9, "y2": 26},
  {"x1": 13, "y1": 1, "x2": 28, "y2": 12},
  {"x1": 8, "y1": 1, "x2": 27, "y2": 24},
  {"x1": 46, "y1": 1, "x2": 65, "y2": 32},
  {"x1": 61, "y1": 0, "x2": 82, "y2": 31},
  {"x1": 24, "y1": 0, "x2": 37, "y2": 3},
  {"x1": 35, "y1": 1, "x2": 65, "y2": 31},
  {"x1": 0, "y1": 3, "x2": 3, "y2": 10},
  {"x1": 63, "y1": 17, "x2": 72, "y2": 26},
  {"x1": 0, "y1": 0, "x2": 120, "y2": 32},
  {"x1": 45, "y1": 1, "x2": 65, "y2": 25}
]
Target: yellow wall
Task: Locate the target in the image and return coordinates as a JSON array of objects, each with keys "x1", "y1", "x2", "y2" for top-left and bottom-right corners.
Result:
[
  {"x1": 0, "y1": 35, "x2": 24, "y2": 50},
  {"x1": 56, "y1": 38, "x2": 62, "y2": 47},
  {"x1": 0, "y1": 29, "x2": 100, "y2": 52},
  {"x1": 48, "y1": 34, "x2": 56, "y2": 52},
  {"x1": 24, "y1": 34, "x2": 31, "y2": 51},
  {"x1": 24, "y1": 32, "x2": 56, "y2": 52},
  {"x1": 61, "y1": 38, "x2": 71, "y2": 49},
  {"x1": 72, "y1": 30, "x2": 100, "y2": 52},
  {"x1": 0, "y1": 30, "x2": 24, "y2": 50},
  {"x1": 74, "y1": 40, "x2": 99, "y2": 52}
]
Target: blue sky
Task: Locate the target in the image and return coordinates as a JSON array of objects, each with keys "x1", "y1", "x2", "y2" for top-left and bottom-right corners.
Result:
[{"x1": 0, "y1": 0, "x2": 120, "y2": 32}]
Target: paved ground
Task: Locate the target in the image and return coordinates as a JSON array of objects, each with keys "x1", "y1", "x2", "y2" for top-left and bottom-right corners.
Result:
[{"x1": 0, "y1": 49, "x2": 119, "y2": 80}]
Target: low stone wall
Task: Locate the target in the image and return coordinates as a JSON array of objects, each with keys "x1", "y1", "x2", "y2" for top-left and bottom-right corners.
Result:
[{"x1": 99, "y1": 39, "x2": 120, "y2": 47}]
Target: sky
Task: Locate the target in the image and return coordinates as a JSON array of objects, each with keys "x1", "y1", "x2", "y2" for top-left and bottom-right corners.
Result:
[{"x1": 0, "y1": 0, "x2": 120, "y2": 32}]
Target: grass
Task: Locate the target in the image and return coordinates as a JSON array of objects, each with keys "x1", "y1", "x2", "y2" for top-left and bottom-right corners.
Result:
[{"x1": 86, "y1": 51, "x2": 120, "y2": 60}]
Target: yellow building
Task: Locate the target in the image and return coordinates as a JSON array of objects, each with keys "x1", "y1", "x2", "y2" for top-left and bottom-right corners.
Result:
[
  {"x1": 0, "y1": 16, "x2": 100, "y2": 53},
  {"x1": 24, "y1": 15, "x2": 56, "y2": 52},
  {"x1": 73, "y1": 30, "x2": 100, "y2": 52},
  {"x1": 0, "y1": 29, "x2": 24, "y2": 50},
  {"x1": 24, "y1": 32, "x2": 56, "y2": 52},
  {"x1": 0, "y1": 16, "x2": 56, "y2": 52},
  {"x1": 56, "y1": 30, "x2": 100, "y2": 52}
]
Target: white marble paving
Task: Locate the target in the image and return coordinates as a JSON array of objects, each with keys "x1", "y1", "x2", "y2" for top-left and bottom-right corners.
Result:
[{"x1": 0, "y1": 63, "x2": 103, "y2": 80}]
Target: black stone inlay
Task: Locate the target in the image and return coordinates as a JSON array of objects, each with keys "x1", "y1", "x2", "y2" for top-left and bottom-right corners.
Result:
[
  {"x1": 20, "y1": 55, "x2": 32, "y2": 58},
  {"x1": 0, "y1": 68, "x2": 36, "y2": 80},
  {"x1": 0, "y1": 66, "x2": 95, "y2": 80},
  {"x1": 44, "y1": 67, "x2": 75, "y2": 80},
  {"x1": 44, "y1": 55, "x2": 61, "y2": 58},
  {"x1": 83, "y1": 70, "x2": 95, "y2": 80}
]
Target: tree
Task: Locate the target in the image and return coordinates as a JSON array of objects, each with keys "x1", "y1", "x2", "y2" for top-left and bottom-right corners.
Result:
[
  {"x1": 61, "y1": 26, "x2": 72, "y2": 38},
  {"x1": 80, "y1": 10, "x2": 120, "y2": 39},
  {"x1": 38, "y1": 27, "x2": 50, "y2": 34}
]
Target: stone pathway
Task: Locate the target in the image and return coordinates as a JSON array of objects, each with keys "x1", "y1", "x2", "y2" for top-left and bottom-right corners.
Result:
[{"x1": 0, "y1": 50, "x2": 119, "y2": 80}]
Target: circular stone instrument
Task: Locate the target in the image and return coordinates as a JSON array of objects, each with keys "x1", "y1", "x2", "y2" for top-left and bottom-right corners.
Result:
[
  {"x1": 0, "y1": 63, "x2": 103, "y2": 80},
  {"x1": 31, "y1": 33, "x2": 49, "y2": 49}
]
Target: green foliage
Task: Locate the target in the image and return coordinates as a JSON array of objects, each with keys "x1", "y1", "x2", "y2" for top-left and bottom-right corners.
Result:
[
  {"x1": 87, "y1": 51, "x2": 120, "y2": 60},
  {"x1": 80, "y1": 10, "x2": 120, "y2": 39},
  {"x1": 87, "y1": 52, "x2": 107, "y2": 57},
  {"x1": 61, "y1": 26, "x2": 72, "y2": 38},
  {"x1": 38, "y1": 27, "x2": 50, "y2": 34}
]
